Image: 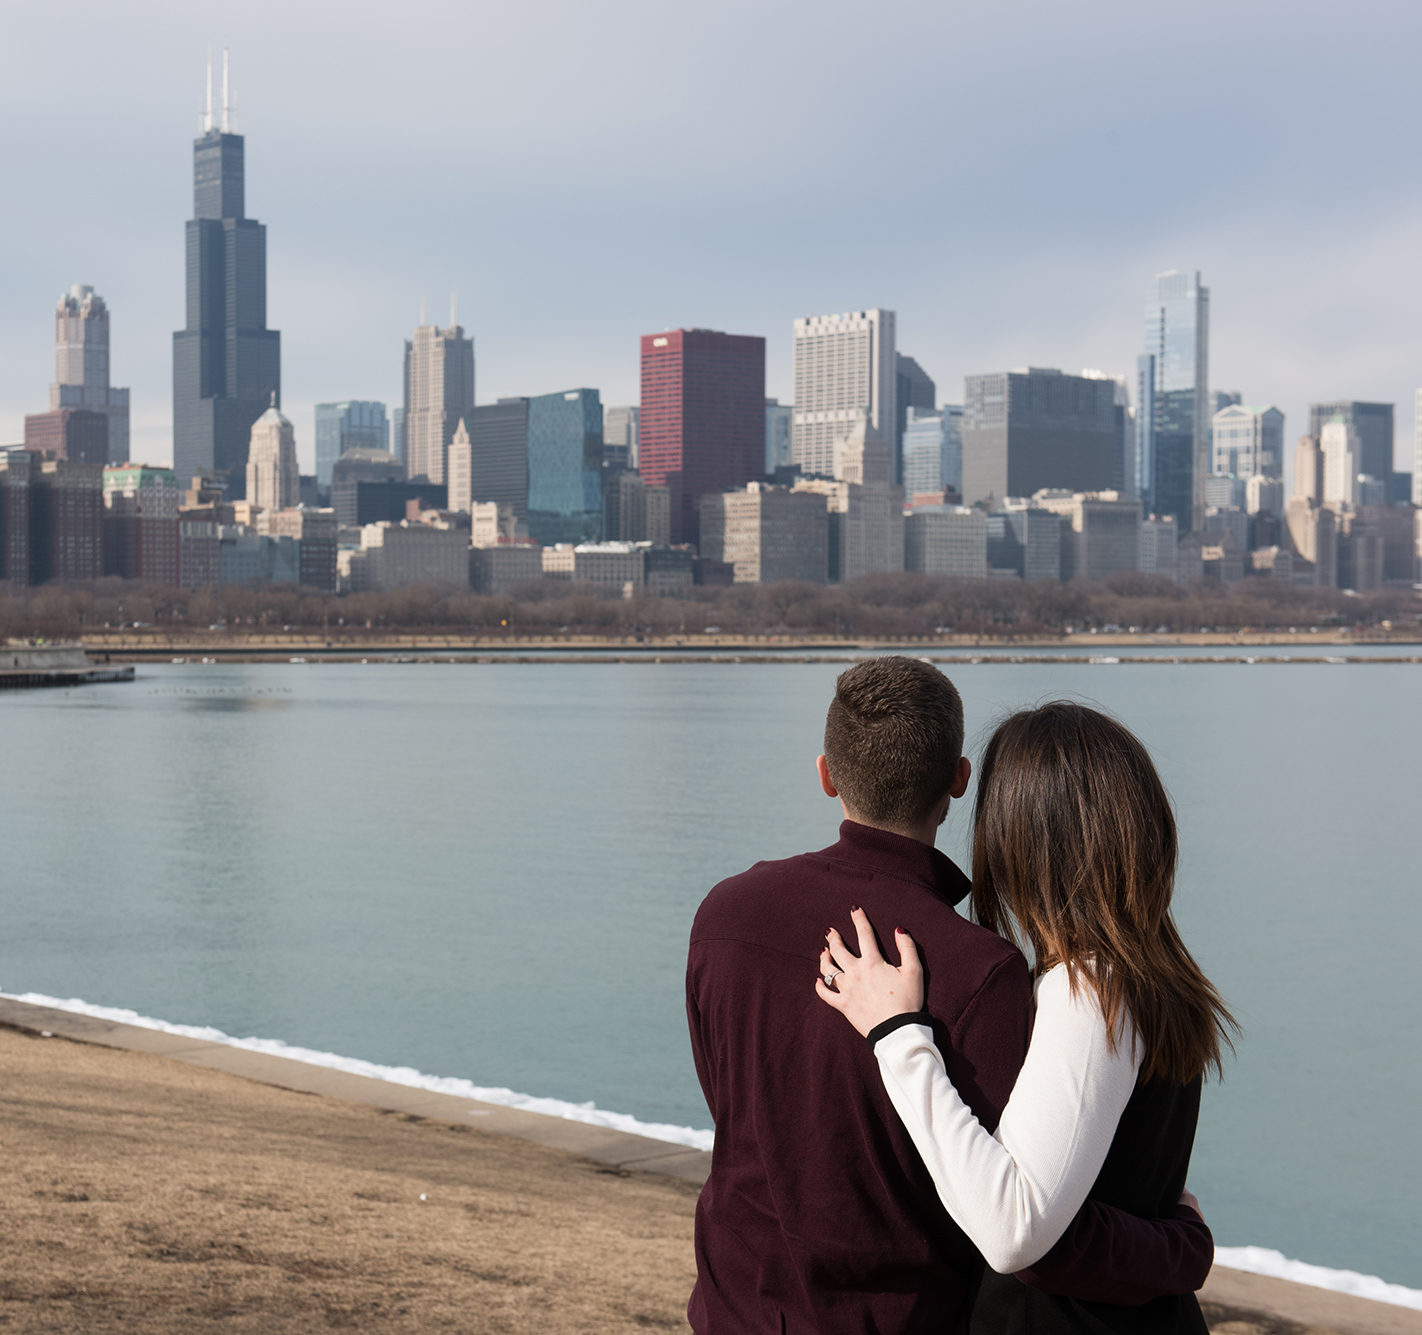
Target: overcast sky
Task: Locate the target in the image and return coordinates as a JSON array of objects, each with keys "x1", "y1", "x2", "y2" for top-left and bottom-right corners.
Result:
[{"x1": 4, "y1": 0, "x2": 1422, "y2": 476}]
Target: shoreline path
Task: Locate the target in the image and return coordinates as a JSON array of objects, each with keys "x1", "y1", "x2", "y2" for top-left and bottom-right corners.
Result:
[{"x1": 0, "y1": 1000, "x2": 1413, "y2": 1335}]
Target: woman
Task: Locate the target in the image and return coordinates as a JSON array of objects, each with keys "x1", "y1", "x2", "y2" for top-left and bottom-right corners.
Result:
[{"x1": 817, "y1": 702, "x2": 1236, "y2": 1332}]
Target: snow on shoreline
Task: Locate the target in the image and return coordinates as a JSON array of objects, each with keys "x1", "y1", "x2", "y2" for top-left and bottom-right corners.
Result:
[
  {"x1": 1, "y1": 990, "x2": 714, "y2": 1153},
  {"x1": 1213, "y1": 1247, "x2": 1422, "y2": 1310},
  {"x1": 7, "y1": 990, "x2": 1420, "y2": 1310}
]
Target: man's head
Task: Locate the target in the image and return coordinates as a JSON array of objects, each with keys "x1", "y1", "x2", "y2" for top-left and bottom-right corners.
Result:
[{"x1": 819, "y1": 656, "x2": 969, "y2": 840}]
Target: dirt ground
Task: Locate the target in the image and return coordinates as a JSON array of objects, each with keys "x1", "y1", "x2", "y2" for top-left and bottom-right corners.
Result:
[{"x1": 0, "y1": 1022, "x2": 1348, "y2": 1334}]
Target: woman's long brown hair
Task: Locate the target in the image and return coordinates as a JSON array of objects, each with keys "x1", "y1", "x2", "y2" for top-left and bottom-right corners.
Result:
[{"x1": 970, "y1": 702, "x2": 1237, "y2": 1085}]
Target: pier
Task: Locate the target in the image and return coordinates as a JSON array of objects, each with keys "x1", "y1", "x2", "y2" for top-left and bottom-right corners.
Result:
[{"x1": 0, "y1": 642, "x2": 134, "y2": 689}]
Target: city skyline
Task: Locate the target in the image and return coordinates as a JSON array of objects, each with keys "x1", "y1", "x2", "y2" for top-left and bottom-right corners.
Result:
[{"x1": 5, "y1": 3, "x2": 1422, "y2": 481}]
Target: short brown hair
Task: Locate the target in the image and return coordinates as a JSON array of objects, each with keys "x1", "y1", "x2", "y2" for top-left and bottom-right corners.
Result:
[
  {"x1": 823, "y1": 657, "x2": 965, "y2": 830},
  {"x1": 971, "y1": 702, "x2": 1237, "y2": 1084}
]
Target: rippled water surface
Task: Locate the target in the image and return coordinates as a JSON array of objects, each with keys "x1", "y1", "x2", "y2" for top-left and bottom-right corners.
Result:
[{"x1": 2, "y1": 659, "x2": 1417, "y2": 1287}]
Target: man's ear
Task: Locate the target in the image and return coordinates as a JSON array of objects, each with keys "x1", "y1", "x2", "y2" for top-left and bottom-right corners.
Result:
[
  {"x1": 816, "y1": 754, "x2": 839, "y2": 798},
  {"x1": 949, "y1": 755, "x2": 972, "y2": 800}
]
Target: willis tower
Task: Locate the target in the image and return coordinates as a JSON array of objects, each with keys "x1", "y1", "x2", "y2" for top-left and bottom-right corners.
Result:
[{"x1": 173, "y1": 53, "x2": 281, "y2": 499}]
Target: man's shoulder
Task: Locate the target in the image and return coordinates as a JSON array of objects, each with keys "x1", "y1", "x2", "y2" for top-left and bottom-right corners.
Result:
[
  {"x1": 689, "y1": 842, "x2": 1021, "y2": 975},
  {"x1": 692, "y1": 844, "x2": 841, "y2": 927}
]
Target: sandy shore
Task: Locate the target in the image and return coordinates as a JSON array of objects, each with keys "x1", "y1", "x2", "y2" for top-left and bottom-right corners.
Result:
[
  {"x1": 0, "y1": 1022, "x2": 698, "y2": 1332},
  {"x1": 0, "y1": 1013, "x2": 1414, "y2": 1334}
]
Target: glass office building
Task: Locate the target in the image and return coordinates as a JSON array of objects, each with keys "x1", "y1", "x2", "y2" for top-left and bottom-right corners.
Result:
[
  {"x1": 1139, "y1": 270, "x2": 1209, "y2": 530},
  {"x1": 902, "y1": 405, "x2": 963, "y2": 497},
  {"x1": 526, "y1": 389, "x2": 603, "y2": 545},
  {"x1": 315, "y1": 401, "x2": 390, "y2": 489},
  {"x1": 172, "y1": 123, "x2": 281, "y2": 499}
]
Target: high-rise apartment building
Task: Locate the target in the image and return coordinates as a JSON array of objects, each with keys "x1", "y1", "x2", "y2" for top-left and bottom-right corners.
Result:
[
  {"x1": 792, "y1": 310, "x2": 896, "y2": 479},
  {"x1": 315, "y1": 401, "x2": 389, "y2": 489},
  {"x1": 961, "y1": 369, "x2": 1118, "y2": 507},
  {"x1": 29, "y1": 459, "x2": 103, "y2": 583},
  {"x1": 1308, "y1": 401, "x2": 1393, "y2": 486},
  {"x1": 1212, "y1": 405, "x2": 1284, "y2": 480},
  {"x1": 403, "y1": 323, "x2": 475, "y2": 486},
  {"x1": 22, "y1": 409, "x2": 108, "y2": 464},
  {"x1": 1138, "y1": 270, "x2": 1209, "y2": 530},
  {"x1": 526, "y1": 389, "x2": 603, "y2": 546},
  {"x1": 46, "y1": 285, "x2": 130, "y2": 464},
  {"x1": 639, "y1": 329, "x2": 765, "y2": 547},
  {"x1": 102, "y1": 465, "x2": 179, "y2": 584},
  {"x1": 0, "y1": 450, "x2": 34, "y2": 587},
  {"x1": 603, "y1": 405, "x2": 639, "y2": 471},
  {"x1": 172, "y1": 57, "x2": 281, "y2": 499},
  {"x1": 245, "y1": 398, "x2": 300, "y2": 512}
]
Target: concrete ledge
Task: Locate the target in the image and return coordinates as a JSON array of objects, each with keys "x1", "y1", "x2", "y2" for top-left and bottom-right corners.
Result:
[{"x1": 2, "y1": 996, "x2": 1415, "y2": 1332}]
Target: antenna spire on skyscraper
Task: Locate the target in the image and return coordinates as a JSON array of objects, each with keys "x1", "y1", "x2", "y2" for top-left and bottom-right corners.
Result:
[
  {"x1": 203, "y1": 47, "x2": 214, "y2": 133},
  {"x1": 221, "y1": 47, "x2": 232, "y2": 132}
]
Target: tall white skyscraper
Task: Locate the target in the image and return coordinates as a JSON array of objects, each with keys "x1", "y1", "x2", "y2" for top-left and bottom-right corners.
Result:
[
  {"x1": 791, "y1": 309, "x2": 896, "y2": 479},
  {"x1": 245, "y1": 396, "x2": 299, "y2": 511},
  {"x1": 447, "y1": 418, "x2": 472, "y2": 513},
  {"x1": 404, "y1": 322, "x2": 475, "y2": 487},
  {"x1": 50, "y1": 284, "x2": 130, "y2": 464},
  {"x1": 1320, "y1": 418, "x2": 1359, "y2": 507}
]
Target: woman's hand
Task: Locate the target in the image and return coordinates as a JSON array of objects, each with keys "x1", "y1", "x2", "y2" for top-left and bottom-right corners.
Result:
[{"x1": 815, "y1": 906, "x2": 925, "y2": 1037}]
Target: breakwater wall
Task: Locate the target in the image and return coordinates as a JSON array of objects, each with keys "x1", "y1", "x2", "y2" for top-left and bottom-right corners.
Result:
[{"x1": 0, "y1": 642, "x2": 133, "y2": 689}]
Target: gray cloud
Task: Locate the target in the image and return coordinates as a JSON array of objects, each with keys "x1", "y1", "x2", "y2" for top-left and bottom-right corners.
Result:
[{"x1": 3, "y1": 0, "x2": 1420, "y2": 476}]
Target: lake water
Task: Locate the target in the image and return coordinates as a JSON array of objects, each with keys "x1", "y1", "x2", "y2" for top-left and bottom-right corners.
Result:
[{"x1": 2, "y1": 659, "x2": 1418, "y2": 1291}]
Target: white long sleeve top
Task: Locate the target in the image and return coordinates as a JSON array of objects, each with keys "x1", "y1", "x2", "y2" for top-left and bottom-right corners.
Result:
[{"x1": 873, "y1": 962, "x2": 1141, "y2": 1274}]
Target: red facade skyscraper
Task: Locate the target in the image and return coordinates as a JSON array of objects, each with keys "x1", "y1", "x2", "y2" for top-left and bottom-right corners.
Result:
[{"x1": 639, "y1": 329, "x2": 765, "y2": 547}]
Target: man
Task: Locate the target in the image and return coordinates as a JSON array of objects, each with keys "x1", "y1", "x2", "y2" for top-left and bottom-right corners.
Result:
[{"x1": 686, "y1": 657, "x2": 1210, "y2": 1333}]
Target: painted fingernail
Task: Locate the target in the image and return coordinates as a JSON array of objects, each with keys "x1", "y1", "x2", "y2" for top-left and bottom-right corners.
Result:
[
  {"x1": 896, "y1": 926, "x2": 905, "y2": 934},
  {"x1": 850, "y1": 905, "x2": 860, "y2": 912}
]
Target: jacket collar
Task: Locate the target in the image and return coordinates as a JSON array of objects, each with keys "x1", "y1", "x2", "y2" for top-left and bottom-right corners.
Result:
[{"x1": 829, "y1": 820, "x2": 972, "y2": 908}]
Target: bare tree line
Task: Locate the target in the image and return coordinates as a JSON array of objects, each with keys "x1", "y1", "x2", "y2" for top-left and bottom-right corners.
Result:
[{"x1": 3, "y1": 574, "x2": 1417, "y2": 643}]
